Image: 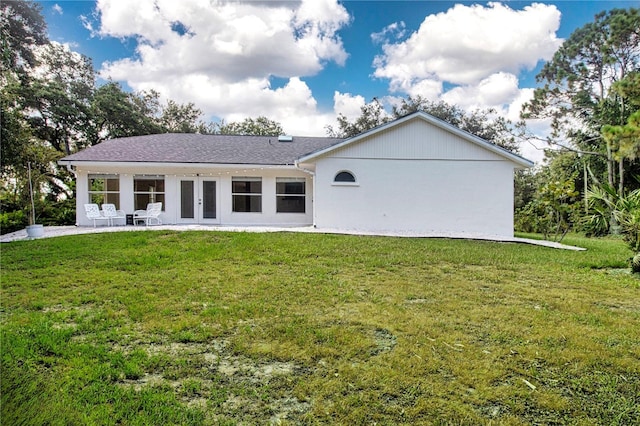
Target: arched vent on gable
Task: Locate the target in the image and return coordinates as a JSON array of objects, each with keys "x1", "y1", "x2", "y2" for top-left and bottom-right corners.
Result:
[{"x1": 334, "y1": 171, "x2": 356, "y2": 183}]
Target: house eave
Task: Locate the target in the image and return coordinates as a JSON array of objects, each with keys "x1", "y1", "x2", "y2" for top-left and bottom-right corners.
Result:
[{"x1": 57, "y1": 160, "x2": 299, "y2": 170}]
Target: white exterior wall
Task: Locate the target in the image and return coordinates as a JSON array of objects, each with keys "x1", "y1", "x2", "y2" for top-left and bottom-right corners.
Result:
[
  {"x1": 74, "y1": 164, "x2": 313, "y2": 227},
  {"x1": 308, "y1": 119, "x2": 518, "y2": 237},
  {"x1": 313, "y1": 158, "x2": 514, "y2": 236}
]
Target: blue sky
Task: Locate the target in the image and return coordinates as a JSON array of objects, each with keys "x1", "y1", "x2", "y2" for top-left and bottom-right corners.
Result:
[{"x1": 40, "y1": 0, "x2": 639, "y2": 160}]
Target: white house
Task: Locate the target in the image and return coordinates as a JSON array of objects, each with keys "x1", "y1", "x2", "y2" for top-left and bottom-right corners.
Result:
[{"x1": 59, "y1": 112, "x2": 533, "y2": 237}]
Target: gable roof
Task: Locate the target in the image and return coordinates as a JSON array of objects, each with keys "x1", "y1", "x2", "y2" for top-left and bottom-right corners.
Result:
[
  {"x1": 297, "y1": 111, "x2": 534, "y2": 169},
  {"x1": 59, "y1": 133, "x2": 344, "y2": 166}
]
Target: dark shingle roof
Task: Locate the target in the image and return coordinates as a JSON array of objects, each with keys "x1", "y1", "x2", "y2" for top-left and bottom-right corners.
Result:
[{"x1": 60, "y1": 133, "x2": 345, "y2": 165}]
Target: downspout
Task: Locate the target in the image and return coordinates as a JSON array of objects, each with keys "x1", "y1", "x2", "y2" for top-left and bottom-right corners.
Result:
[{"x1": 294, "y1": 161, "x2": 317, "y2": 227}]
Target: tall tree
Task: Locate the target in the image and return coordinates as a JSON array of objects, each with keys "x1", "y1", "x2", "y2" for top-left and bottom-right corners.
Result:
[
  {"x1": 21, "y1": 42, "x2": 95, "y2": 156},
  {"x1": 521, "y1": 8, "x2": 640, "y2": 195},
  {"x1": 1, "y1": 0, "x2": 48, "y2": 175},
  {"x1": 159, "y1": 100, "x2": 210, "y2": 133},
  {"x1": 1, "y1": 74, "x2": 32, "y2": 176},
  {"x1": 90, "y1": 83, "x2": 166, "y2": 143},
  {"x1": 0, "y1": 0, "x2": 47, "y2": 73},
  {"x1": 602, "y1": 72, "x2": 640, "y2": 162},
  {"x1": 326, "y1": 98, "x2": 389, "y2": 138}
]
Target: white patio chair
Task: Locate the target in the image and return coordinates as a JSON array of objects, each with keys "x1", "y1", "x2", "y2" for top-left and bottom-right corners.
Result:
[
  {"x1": 133, "y1": 202, "x2": 163, "y2": 226},
  {"x1": 84, "y1": 203, "x2": 110, "y2": 227},
  {"x1": 101, "y1": 203, "x2": 126, "y2": 226}
]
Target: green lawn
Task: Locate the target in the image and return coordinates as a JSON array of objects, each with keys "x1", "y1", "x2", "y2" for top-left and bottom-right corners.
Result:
[{"x1": 1, "y1": 231, "x2": 638, "y2": 425}]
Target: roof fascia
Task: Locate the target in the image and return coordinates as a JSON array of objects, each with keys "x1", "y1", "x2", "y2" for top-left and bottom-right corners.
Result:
[{"x1": 57, "y1": 160, "x2": 299, "y2": 170}]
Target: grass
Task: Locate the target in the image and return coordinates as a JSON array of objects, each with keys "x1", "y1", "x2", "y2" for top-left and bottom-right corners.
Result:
[{"x1": 1, "y1": 231, "x2": 639, "y2": 425}]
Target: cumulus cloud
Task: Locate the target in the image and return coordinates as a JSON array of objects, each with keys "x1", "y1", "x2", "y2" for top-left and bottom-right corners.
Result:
[
  {"x1": 333, "y1": 91, "x2": 366, "y2": 120},
  {"x1": 372, "y1": 2, "x2": 562, "y2": 113},
  {"x1": 374, "y1": 2, "x2": 562, "y2": 89},
  {"x1": 52, "y1": 4, "x2": 63, "y2": 15},
  {"x1": 440, "y1": 72, "x2": 520, "y2": 114},
  {"x1": 93, "y1": 0, "x2": 350, "y2": 135}
]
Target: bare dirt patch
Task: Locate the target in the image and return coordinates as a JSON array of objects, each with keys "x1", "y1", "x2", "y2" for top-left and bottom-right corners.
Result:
[
  {"x1": 114, "y1": 336, "x2": 313, "y2": 421},
  {"x1": 371, "y1": 328, "x2": 397, "y2": 356}
]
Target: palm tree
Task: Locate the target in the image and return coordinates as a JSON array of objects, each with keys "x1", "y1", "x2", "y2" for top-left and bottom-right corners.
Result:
[{"x1": 585, "y1": 185, "x2": 640, "y2": 272}]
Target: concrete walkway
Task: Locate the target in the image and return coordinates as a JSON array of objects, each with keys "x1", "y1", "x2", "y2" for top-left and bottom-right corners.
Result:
[{"x1": 0, "y1": 224, "x2": 586, "y2": 251}]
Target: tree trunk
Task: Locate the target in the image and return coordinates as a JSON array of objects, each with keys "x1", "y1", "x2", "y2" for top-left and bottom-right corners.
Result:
[
  {"x1": 606, "y1": 141, "x2": 615, "y2": 188},
  {"x1": 618, "y1": 158, "x2": 624, "y2": 196}
]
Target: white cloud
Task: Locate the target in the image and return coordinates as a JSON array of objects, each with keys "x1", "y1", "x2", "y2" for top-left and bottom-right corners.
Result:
[
  {"x1": 371, "y1": 21, "x2": 406, "y2": 44},
  {"x1": 94, "y1": 0, "x2": 350, "y2": 136},
  {"x1": 333, "y1": 91, "x2": 366, "y2": 120},
  {"x1": 52, "y1": 4, "x2": 63, "y2": 15},
  {"x1": 441, "y1": 72, "x2": 520, "y2": 114},
  {"x1": 374, "y1": 2, "x2": 562, "y2": 89}
]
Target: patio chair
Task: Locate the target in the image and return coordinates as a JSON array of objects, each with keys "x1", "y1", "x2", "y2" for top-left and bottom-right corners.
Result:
[
  {"x1": 84, "y1": 203, "x2": 110, "y2": 227},
  {"x1": 133, "y1": 202, "x2": 163, "y2": 226},
  {"x1": 101, "y1": 203, "x2": 126, "y2": 226}
]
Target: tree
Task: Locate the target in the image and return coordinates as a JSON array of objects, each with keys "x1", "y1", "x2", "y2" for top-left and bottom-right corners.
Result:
[
  {"x1": 0, "y1": 0, "x2": 48, "y2": 73},
  {"x1": 515, "y1": 151, "x2": 582, "y2": 242},
  {"x1": 90, "y1": 83, "x2": 166, "y2": 142},
  {"x1": 326, "y1": 98, "x2": 389, "y2": 138},
  {"x1": 1, "y1": 74, "x2": 32, "y2": 176},
  {"x1": 602, "y1": 72, "x2": 640, "y2": 162},
  {"x1": 521, "y1": 8, "x2": 640, "y2": 196},
  {"x1": 21, "y1": 42, "x2": 95, "y2": 156},
  {"x1": 216, "y1": 116, "x2": 283, "y2": 136},
  {"x1": 158, "y1": 100, "x2": 211, "y2": 133}
]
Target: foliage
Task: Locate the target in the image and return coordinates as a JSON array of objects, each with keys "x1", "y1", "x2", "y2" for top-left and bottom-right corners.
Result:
[
  {"x1": 585, "y1": 185, "x2": 640, "y2": 260},
  {"x1": 89, "y1": 82, "x2": 165, "y2": 142},
  {"x1": 521, "y1": 8, "x2": 640, "y2": 195},
  {"x1": 0, "y1": 210, "x2": 27, "y2": 234},
  {"x1": 326, "y1": 97, "x2": 389, "y2": 138},
  {"x1": 602, "y1": 72, "x2": 640, "y2": 162},
  {"x1": 159, "y1": 99, "x2": 211, "y2": 134},
  {"x1": 1, "y1": 73, "x2": 35, "y2": 176},
  {"x1": 514, "y1": 169, "x2": 538, "y2": 209},
  {"x1": 0, "y1": 0, "x2": 48, "y2": 72},
  {"x1": 515, "y1": 177, "x2": 580, "y2": 242},
  {"x1": 1, "y1": 232, "x2": 638, "y2": 424},
  {"x1": 216, "y1": 116, "x2": 284, "y2": 136},
  {"x1": 633, "y1": 253, "x2": 640, "y2": 272},
  {"x1": 22, "y1": 42, "x2": 95, "y2": 155}
]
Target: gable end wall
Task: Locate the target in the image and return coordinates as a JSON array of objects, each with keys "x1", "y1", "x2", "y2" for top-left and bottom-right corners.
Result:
[
  {"x1": 327, "y1": 119, "x2": 507, "y2": 162},
  {"x1": 312, "y1": 119, "x2": 516, "y2": 237}
]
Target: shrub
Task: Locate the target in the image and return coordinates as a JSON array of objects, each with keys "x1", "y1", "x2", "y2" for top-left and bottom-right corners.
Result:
[
  {"x1": 514, "y1": 179, "x2": 580, "y2": 242},
  {"x1": 0, "y1": 210, "x2": 28, "y2": 235}
]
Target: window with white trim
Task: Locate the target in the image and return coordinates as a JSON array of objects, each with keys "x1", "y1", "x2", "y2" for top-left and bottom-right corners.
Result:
[
  {"x1": 134, "y1": 175, "x2": 165, "y2": 210},
  {"x1": 88, "y1": 174, "x2": 120, "y2": 208},
  {"x1": 232, "y1": 177, "x2": 262, "y2": 212},
  {"x1": 276, "y1": 178, "x2": 305, "y2": 213}
]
